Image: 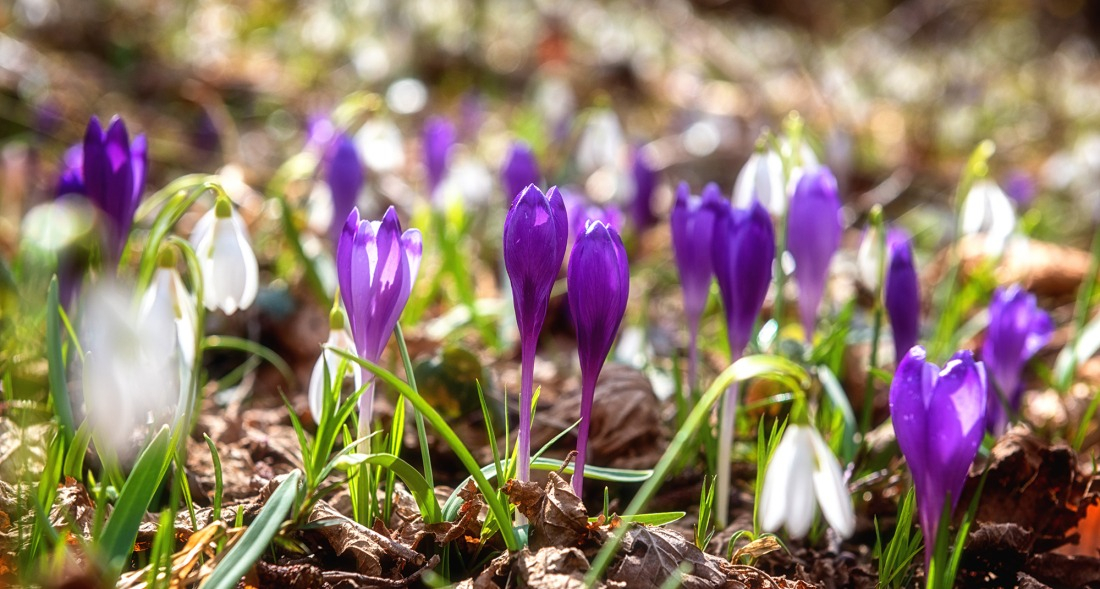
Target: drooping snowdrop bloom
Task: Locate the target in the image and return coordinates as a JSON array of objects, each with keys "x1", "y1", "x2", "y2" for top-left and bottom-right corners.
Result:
[
  {"x1": 759, "y1": 424, "x2": 855, "y2": 539},
  {"x1": 338, "y1": 206, "x2": 422, "y2": 434},
  {"x1": 630, "y1": 148, "x2": 658, "y2": 229},
  {"x1": 190, "y1": 196, "x2": 259, "y2": 315},
  {"x1": 501, "y1": 141, "x2": 541, "y2": 207},
  {"x1": 670, "y1": 182, "x2": 722, "y2": 389},
  {"x1": 732, "y1": 148, "x2": 785, "y2": 216},
  {"x1": 787, "y1": 167, "x2": 842, "y2": 342},
  {"x1": 72, "y1": 116, "x2": 148, "y2": 261},
  {"x1": 884, "y1": 231, "x2": 922, "y2": 362},
  {"x1": 308, "y1": 305, "x2": 362, "y2": 424},
  {"x1": 422, "y1": 116, "x2": 456, "y2": 199},
  {"x1": 503, "y1": 184, "x2": 568, "y2": 483},
  {"x1": 890, "y1": 346, "x2": 987, "y2": 569},
  {"x1": 140, "y1": 247, "x2": 198, "y2": 372},
  {"x1": 960, "y1": 179, "x2": 1016, "y2": 256},
  {"x1": 567, "y1": 220, "x2": 629, "y2": 495},
  {"x1": 982, "y1": 285, "x2": 1053, "y2": 434},
  {"x1": 81, "y1": 281, "x2": 178, "y2": 461}
]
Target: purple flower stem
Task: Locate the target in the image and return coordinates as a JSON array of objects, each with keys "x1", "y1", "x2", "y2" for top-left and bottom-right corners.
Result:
[
  {"x1": 572, "y1": 372, "x2": 599, "y2": 496},
  {"x1": 517, "y1": 339, "x2": 537, "y2": 484}
]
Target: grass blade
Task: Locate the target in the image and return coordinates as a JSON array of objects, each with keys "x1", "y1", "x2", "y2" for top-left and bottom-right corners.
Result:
[{"x1": 99, "y1": 426, "x2": 173, "y2": 576}]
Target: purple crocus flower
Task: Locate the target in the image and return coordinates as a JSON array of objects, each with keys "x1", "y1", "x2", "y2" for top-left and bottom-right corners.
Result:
[
  {"x1": 787, "y1": 167, "x2": 841, "y2": 342},
  {"x1": 82, "y1": 116, "x2": 148, "y2": 261},
  {"x1": 501, "y1": 141, "x2": 541, "y2": 206},
  {"x1": 503, "y1": 184, "x2": 568, "y2": 483},
  {"x1": 422, "y1": 116, "x2": 456, "y2": 198},
  {"x1": 337, "y1": 206, "x2": 422, "y2": 436},
  {"x1": 982, "y1": 285, "x2": 1053, "y2": 434},
  {"x1": 567, "y1": 220, "x2": 629, "y2": 495},
  {"x1": 1003, "y1": 170, "x2": 1037, "y2": 209},
  {"x1": 890, "y1": 346, "x2": 987, "y2": 570},
  {"x1": 711, "y1": 199, "x2": 775, "y2": 358},
  {"x1": 631, "y1": 148, "x2": 658, "y2": 229},
  {"x1": 325, "y1": 133, "x2": 364, "y2": 244},
  {"x1": 884, "y1": 230, "x2": 921, "y2": 362},
  {"x1": 670, "y1": 182, "x2": 722, "y2": 389},
  {"x1": 56, "y1": 144, "x2": 85, "y2": 198}
]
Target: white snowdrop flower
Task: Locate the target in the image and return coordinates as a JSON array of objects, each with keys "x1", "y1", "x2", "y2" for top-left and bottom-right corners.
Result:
[
  {"x1": 81, "y1": 281, "x2": 179, "y2": 461},
  {"x1": 576, "y1": 109, "x2": 626, "y2": 177},
  {"x1": 354, "y1": 118, "x2": 405, "y2": 174},
  {"x1": 437, "y1": 152, "x2": 494, "y2": 207},
  {"x1": 733, "y1": 149, "x2": 786, "y2": 216},
  {"x1": 308, "y1": 307, "x2": 362, "y2": 424},
  {"x1": 759, "y1": 425, "x2": 855, "y2": 539},
  {"x1": 960, "y1": 179, "x2": 1016, "y2": 256},
  {"x1": 140, "y1": 247, "x2": 198, "y2": 370},
  {"x1": 190, "y1": 196, "x2": 259, "y2": 315}
]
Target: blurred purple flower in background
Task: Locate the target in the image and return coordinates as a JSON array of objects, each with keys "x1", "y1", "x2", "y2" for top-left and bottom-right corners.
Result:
[
  {"x1": 1003, "y1": 170, "x2": 1037, "y2": 209},
  {"x1": 325, "y1": 133, "x2": 364, "y2": 243},
  {"x1": 422, "y1": 116, "x2": 456, "y2": 198},
  {"x1": 81, "y1": 116, "x2": 148, "y2": 261},
  {"x1": 890, "y1": 346, "x2": 987, "y2": 569},
  {"x1": 501, "y1": 141, "x2": 541, "y2": 206},
  {"x1": 787, "y1": 167, "x2": 841, "y2": 342},
  {"x1": 503, "y1": 184, "x2": 568, "y2": 483},
  {"x1": 563, "y1": 189, "x2": 623, "y2": 239},
  {"x1": 337, "y1": 206, "x2": 422, "y2": 436},
  {"x1": 670, "y1": 182, "x2": 722, "y2": 389},
  {"x1": 884, "y1": 229, "x2": 921, "y2": 362},
  {"x1": 630, "y1": 148, "x2": 658, "y2": 229},
  {"x1": 55, "y1": 144, "x2": 85, "y2": 199},
  {"x1": 567, "y1": 220, "x2": 629, "y2": 494},
  {"x1": 982, "y1": 285, "x2": 1052, "y2": 434}
]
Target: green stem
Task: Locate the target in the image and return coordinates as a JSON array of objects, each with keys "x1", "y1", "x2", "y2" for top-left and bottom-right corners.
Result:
[
  {"x1": 395, "y1": 323, "x2": 433, "y2": 490},
  {"x1": 861, "y1": 207, "x2": 887, "y2": 435}
]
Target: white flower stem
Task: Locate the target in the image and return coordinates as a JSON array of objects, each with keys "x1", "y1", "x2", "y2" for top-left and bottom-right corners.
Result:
[{"x1": 715, "y1": 380, "x2": 740, "y2": 527}]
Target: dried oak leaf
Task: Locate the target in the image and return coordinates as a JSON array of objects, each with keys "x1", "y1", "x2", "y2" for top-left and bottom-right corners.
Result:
[
  {"x1": 425, "y1": 480, "x2": 484, "y2": 548},
  {"x1": 533, "y1": 364, "x2": 666, "y2": 470},
  {"x1": 255, "y1": 560, "x2": 324, "y2": 589},
  {"x1": 504, "y1": 471, "x2": 592, "y2": 551},
  {"x1": 305, "y1": 501, "x2": 424, "y2": 577},
  {"x1": 514, "y1": 546, "x2": 603, "y2": 589},
  {"x1": 49, "y1": 477, "x2": 97, "y2": 540},
  {"x1": 606, "y1": 525, "x2": 728, "y2": 589},
  {"x1": 962, "y1": 430, "x2": 1099, "y2": 552},
  {"x1": 1024, "y1": 552, "x2": 1100, "y2": 587},
  {"x1": 957, "y1": 522, "x2": 1036, "y2": 586}
]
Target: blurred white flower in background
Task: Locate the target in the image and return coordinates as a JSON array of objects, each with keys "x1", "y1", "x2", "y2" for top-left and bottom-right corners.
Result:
[
  {"x1": 733, "y1": 148, "x2": 786, "y2": 216},
  {"x1": 960, "y1": 179, "x2": 1016, "y2": 256}
]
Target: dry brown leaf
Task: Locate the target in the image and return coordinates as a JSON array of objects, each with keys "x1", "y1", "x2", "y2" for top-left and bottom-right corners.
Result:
[
  {"x1": 504, "y1": 471, "x2": 592, "y2": 551},
  {"x1": 607, "y1": 525, "x2": 727, "y2": 589},
  {"x1": 514, "y1": 546, "x2": 602, "y2": 589}
]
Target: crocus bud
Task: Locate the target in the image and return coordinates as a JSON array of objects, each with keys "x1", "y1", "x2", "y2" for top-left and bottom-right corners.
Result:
[
  {"x1": 960, "y1": 179, "x2": 1016, "y2": 256},
  {"x1": 503, "y1": 184, "x2": 568, "y2": 482},
  {"x1": 631, "y1": 148, "x2": 658, "y2": 229},
  {"x1": 567, "y1": 220, "x2": 629, "y2": 494},
  {"x1": 759, "y1": 425, "x2": 855, "y2": 539},
  {"x1": 325, "y1": 133, "x2": 364, "y2": 244},
  {"x1": 787, "y1": 167, "x2": 841, "y2": 341},
  {"x1": 337, "y1": 206, "x2": 422, "y2": 433},
  {"x1": 982, "y1": 285, "x2": 1052, "y2": 434},
  {"x1": 502, "y1": 141, "x2": 541, "y2": 206},
  {"x1": 890, "y1": 346, "x2": 987, "y2": 569},
  {"x1": 308, "y1": 305, "x2": 362, "y2": 424},
  {"x1": 732, "y1": 148, "x2": 785, "y2": 216},
  {"x1": 671, "y1": 182, "x2": 721, "y2": 388},
  {"x1": 884, "y1": 230, "x2": 921, "y2": 362},
  {"x1": 711, "y1": 199, "x2": 775, "y2": 358},
  {"x1": 82, "y1": 116, "x2": 147, "y2": 260},
  {"x1": 190, "y1": 196, "x2": 259, "y2": 315},
  {"x1": 422, "y1": 116, "x2": 456, "y2": 198}
]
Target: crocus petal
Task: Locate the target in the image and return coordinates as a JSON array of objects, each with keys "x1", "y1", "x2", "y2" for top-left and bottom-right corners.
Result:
[
  {"x1": 502, "y1": 141, "x2": 541, "y2": 206},
  {"x1": 337, "y1": 209, "x2": 360, "y2": 320},
  {"x1": 787, "y1": 167, "x2": 841, "y2": 340},
  {"x1": 711, "y1": 199, "x2": 775, "y2": 356},
  {"x1": 503, "y1": 185, "x2": 569, "y2": 345},
  {"x1": 808, "y1": 428, "x2": 856, "y2": 539},
  {"x1": 326, "y1": 133, "x2": 364, "y2": 243},
  {"x1": 423, "y1": 117, "x2": 456, "y2": 196},
  {"x1": 889, "y1": 346, "x2": 934, "y2": 484},
  {"x1": 671, "y1": 183, "x2": 720, "y2": 327},
  {"x1": 567, "y1": 221, "x2": 629, "y2": 378},
  {"x1": 884, "y1": 235, "x2": 921, "y2": 361},
  {"x1": 982, "y1": 285, "x2": 1052, "y2": 432}
]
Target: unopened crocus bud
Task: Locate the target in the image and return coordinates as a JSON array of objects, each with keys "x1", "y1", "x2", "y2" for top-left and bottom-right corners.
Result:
[
  {"x1": 503, "y1": 184, "x2": 568, "y2": 482},
  {"x1": 190, "y1": 196, "x2": 259, "y2": 315},
  {"x1": 982, "y1": 285, "x2": 1052, "y2": 434},
  {"x1": 326, "y1": 133, "x2": 364, "y2": 244},
  {"x1": 567, "y1": 220, "x2": 629, "y2": 494},
  {"x1": 671, "y1": 182, "x2": 722, "y2": 388},
  {"x1": 960, "y1": 179, "x2": 1016, "y2": 256},
  {"x1": 732, "y1": 148, "x2": 785, "y2": 216},
  {"x1": 82, "y1": 116, "x2": 147, "y2": 260},
  {"x1": 308, "y1": 305, "x2": 362, "y2": 424},
  {"x1": 338, "y1": 206, "x2": 422, "y2": 434},
  {"x1": 890, "y1": 346, "x2": 987, "y2": 570},
  {"x1": 711, "y1": 199, "x2": 775, "y2": 358},
  {"x1": 759, "y1": 425, "x2": 855, "y2": 539},
  {"x1": 884, "y1": 230, "x2": 921, "y2": 362},
  {"x1": 502, "y1": 141, "x2": 541, "y2": 206},
  {"x1": 423, "y1": 116, "x2": 456, "y2": 198},
  {"x1": 787, "y1": 167, "x2": 841, "y2": 341},
  {"x1": 631, "y1": 148, "x2": 658, "y2": 229}
]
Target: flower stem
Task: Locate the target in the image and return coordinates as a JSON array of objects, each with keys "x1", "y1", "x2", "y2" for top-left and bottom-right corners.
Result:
[
  {"x1": 715, "y1": 353, "x2": 741, "y2": 527},
  {"x1": 517, "y1": 338, "x2": 536, "y2": 484},
  {"x1": 572, "y1": 373, "x2": 598, "y2": 496}
]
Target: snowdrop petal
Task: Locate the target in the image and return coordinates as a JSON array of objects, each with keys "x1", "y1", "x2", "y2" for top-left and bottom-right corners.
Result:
[{"x1": 809, "y1": 428, "x2": 855, "y2": 538}]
